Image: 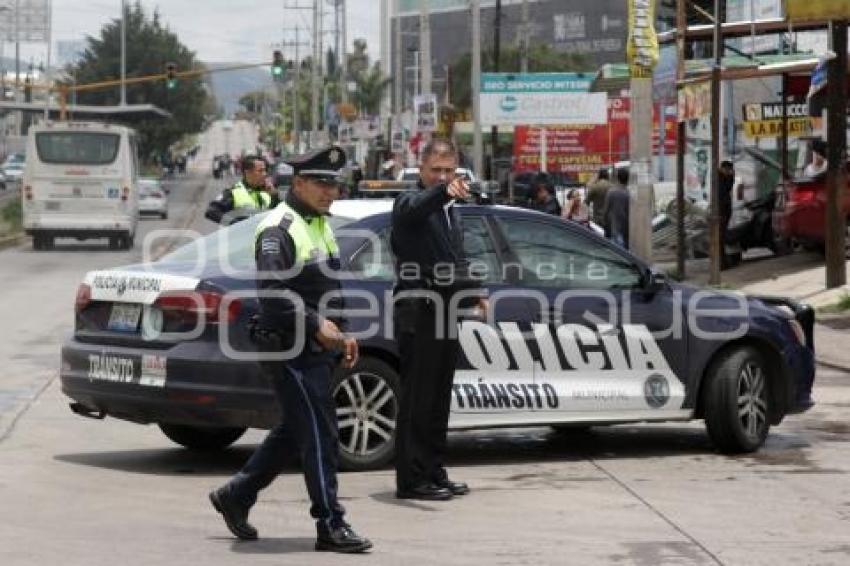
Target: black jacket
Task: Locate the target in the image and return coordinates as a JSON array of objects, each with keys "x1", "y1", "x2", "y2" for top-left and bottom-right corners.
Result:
[{"x1": 391, "y1": 181, "x2": 476, "y2": 295}]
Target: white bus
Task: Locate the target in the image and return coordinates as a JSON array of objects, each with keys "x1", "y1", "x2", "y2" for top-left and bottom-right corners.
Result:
[{"x1": 22, "y1": 121, "x2": 140, "y2": 250}]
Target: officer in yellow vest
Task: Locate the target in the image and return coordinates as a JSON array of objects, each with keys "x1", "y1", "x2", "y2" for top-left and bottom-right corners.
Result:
[
  {"x1": 205, "y1": 154, "x2": 279, "y2": 224},
  {"x1": 209, "y1": 146, "x2": 372, "y2": 554}
]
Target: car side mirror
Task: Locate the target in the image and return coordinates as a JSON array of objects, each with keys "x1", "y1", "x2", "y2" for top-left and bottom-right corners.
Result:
[{"x1": 645, "y1": 269, "x2": 668, "y2": 294}]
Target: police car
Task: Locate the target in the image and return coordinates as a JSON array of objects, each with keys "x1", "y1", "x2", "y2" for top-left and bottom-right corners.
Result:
[{"x1": 61, "y1": 200, "x2": 816, "y2": 471}]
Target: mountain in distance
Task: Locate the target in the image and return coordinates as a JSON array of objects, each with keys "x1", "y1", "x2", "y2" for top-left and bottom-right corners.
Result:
[{"x1": 204, "y1": 62, "x2": 274, "y2": 116}]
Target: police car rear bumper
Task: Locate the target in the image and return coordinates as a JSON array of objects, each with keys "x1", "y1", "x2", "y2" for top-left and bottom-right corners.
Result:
[{"x1": 60, "y1": 338, "x2": 278, "y2": 430}]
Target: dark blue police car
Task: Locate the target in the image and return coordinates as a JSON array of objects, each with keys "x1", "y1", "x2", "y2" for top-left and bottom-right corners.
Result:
[{"x1": 61, "y1": 200, "x2": 816, "y2": 471}]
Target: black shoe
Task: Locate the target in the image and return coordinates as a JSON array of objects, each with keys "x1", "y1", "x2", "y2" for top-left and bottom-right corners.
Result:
[
  {"x1": 436, "y1": 478, "x2": 470, "y2": 496},
  {"x1": 395, "y1": 483, "x2": 454, "y2": 501},
  {"x1": 315, "y1": 524, "x2": 373, "y2": 553},
  {"x1": 209, "y1": 487, "x2": 258, "y2": 541}
]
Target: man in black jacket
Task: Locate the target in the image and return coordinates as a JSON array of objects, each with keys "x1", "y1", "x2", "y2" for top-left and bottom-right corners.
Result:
[{"x1": 391, "y1": 138, "x2": 488, "y2": 501}]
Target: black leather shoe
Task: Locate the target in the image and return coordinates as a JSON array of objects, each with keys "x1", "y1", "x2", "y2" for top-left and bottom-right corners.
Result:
[
  {"x1": 395, "y1": 483, "x2": 454, "y2": 501},
  {"x1": 436, "y1": 478, "x2": 470, "y2": 496},
  {"x1": 209, "y1": 487, "x2": 258, "y2": 540},
  {"x1": 315, "y1": 524, "x2": 373, "y2": 553}
]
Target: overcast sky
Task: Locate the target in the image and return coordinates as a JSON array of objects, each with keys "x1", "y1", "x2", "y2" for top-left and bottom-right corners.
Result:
[{"x1": 13, "y1": 0, "x2": 382, "y2": 65}]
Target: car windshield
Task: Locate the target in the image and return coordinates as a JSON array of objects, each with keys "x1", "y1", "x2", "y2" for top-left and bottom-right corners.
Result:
[{"x1": 158, "y1": 212, "x2": 356, "y2": 269}]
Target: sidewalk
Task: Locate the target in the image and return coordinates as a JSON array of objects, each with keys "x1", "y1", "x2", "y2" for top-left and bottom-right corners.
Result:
[{"x1": 659, "y1": 250, "x2": 850, "y2": 370}]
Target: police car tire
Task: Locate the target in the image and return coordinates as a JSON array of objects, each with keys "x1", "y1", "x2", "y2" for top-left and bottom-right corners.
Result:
[
  {"x1": 703, "y1": 346, "x2": 770, "y2": 454},
  {"x1": 158, "y1": 423, "x2": 246, "y2": 452},
  {"x1": 333, "y1": 357, "x2": 400, "y2": 472}
]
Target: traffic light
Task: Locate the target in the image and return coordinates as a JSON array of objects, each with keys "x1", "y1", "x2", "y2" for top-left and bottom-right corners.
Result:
[
  {"x1": 165, "y1": 62, "x2": 177, "y2": 89},
  {"x1": 272, "y1": 50, "x2": 285, "y2": 81}
]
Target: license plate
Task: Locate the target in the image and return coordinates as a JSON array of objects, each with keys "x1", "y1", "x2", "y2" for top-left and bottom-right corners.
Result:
[
  {"x1": 45, "y1": 201, "x2": 61, "y2": 211},
  {"x1": 108, "y1": 303, "x2": 142, "y2": 332}
]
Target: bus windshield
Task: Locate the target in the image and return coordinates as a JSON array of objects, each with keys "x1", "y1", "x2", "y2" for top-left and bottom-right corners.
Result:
[{"x1": 35, "y1": 132, "x2": 121, "y2": 165}]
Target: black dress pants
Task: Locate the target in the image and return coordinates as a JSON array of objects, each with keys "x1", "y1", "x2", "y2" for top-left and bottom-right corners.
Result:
[
  {"x1": 394, "y1": 297, "x2": 460, "y2": 491},
  {"x1": 228, "y1": 354, "x2": 346, "y2": 529}
]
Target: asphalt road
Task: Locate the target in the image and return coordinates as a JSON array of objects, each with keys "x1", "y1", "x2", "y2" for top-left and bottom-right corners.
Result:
[{"x1": 1, "y1": 121, "x2": 849, "y2": 564}]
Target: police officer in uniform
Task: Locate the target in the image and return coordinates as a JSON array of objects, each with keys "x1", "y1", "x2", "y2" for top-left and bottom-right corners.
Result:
[
  {"x1": 205, "y1": 154, "x2": 279, "y2": 224},
  {"x1": 209, "y1": 146, "x2": 372, "y2": 554},
  {"x1": 391, "y1": 138, "x2": 488, "y2": 500}
]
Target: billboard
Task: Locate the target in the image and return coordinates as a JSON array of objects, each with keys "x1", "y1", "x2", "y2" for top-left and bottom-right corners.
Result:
[
  {"x1": 512, "y1": 97, "x2": 676, "y2": 179},
  {"x1": 413, "y1": 93, "x2": 438, "y2": 133},
  {"x1": 480, "y1": 72, "x2": 606, "y2": 127},
  {"x1": 0, "y1": 0, "x2": 49, "y2": 42},
  {"x1": 626, "y1": 0, "x2": 659, "y2": 79}
]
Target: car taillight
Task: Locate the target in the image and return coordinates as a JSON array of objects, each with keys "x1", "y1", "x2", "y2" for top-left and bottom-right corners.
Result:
[
  {"x1": 152, "y1": 191, "x2": 164, "y2": 198},
  {"x1": 121, "y1": 186, "x2": 130, "y2": 201},
  {"x1": 153, "y1": 290, "x2": 241, "y2": 324},
  {"x1": 75, "y1": 283, "x2": 92, "y2": 313},
  {"x1": 24, "y1": 185, "x2": 32, "y2": 201}
]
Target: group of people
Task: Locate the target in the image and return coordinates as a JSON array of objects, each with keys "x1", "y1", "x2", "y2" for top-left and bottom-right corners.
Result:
[
  {"x1": 526, "y1": 167, "x2": 632, "y2": 247},
  {"x1": 205, "y1": 139, "x2": 484, "y2": 554}
]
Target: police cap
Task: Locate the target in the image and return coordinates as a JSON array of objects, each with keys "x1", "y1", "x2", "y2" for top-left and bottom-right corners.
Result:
[{"x1": 285, "y1": 145, "x2": 347, "y2": 182}]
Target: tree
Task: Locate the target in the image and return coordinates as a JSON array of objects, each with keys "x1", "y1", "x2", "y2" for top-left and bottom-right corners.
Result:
[
  {"x1": 448, "y1": 44, "x2": 590, "y2": 112},
  {"x1": 65, "y1": 2, "x2": 215, "y2": 161},
  {"x1": 351, "y1": 62, "x2": 391, "y2": 116}
]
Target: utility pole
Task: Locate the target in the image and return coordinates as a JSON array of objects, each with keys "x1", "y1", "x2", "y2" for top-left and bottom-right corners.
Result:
[
  {"x1": 520, "y1": 0, "x2": 529, "y2": 73},
  {"x1": 120, "y1": 0, "x2": 127, "y2": 106},
  {"x1": 312, "y1": 0, "x2": 321, "y2": 147},
  {"x1": 825, "y1": 20, "x2": 848, "y2": 288},
  {"x1": 627, "y1": 0, "x2": 658, "y2": 263},
  {"x1": 43, "y1": 0, "x2": 52, "y2": 119},
  {"x1": 471, "y1": 0, "x2": 483, "y2": 177},
  {"x1": 709, "y1": 0, "x2": 722, "y2": 285},
  {"x1": 394, "y1": 0, "x2": 403, "y2": 115},
  {"x1": 283, "y1": 1, "x2": 313, "y2": 151},
  {"x1": 490, "y1": 0, "x2": 501, "y2": 180},
  {"x1": 419, "y1": 0, "x2": 431, "y2": 95},
  {"x1": 340, "y1": 0, "x2": 348, "y2": 104},
  {"x1": 675, "y1": 0, "x2": 686, "y2": 280}
]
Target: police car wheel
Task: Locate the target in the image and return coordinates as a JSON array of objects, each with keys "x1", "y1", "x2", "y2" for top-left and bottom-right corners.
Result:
[
  {"x1": 158, "y1": 423, "x2": 246, "y2": 452},
  {"x1": 704, "y1": 346, "x2": 770, "y2": 453},
  {"x1": 333, "y1": 357, "x2": 400, "y2": 472}
]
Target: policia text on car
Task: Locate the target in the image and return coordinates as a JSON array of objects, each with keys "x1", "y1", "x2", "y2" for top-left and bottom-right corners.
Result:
[
  {"x1": 209, "y1": 146, "x2": 372, "y2": 554},
  {"x1": 205, "y1": 154, "x2": 280, "y2": 225}
]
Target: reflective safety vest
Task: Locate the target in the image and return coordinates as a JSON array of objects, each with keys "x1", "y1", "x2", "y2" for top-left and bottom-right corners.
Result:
[
  {"x1": 254, "y1": 201, "x2": 339, "y2": 261},
  {"x1": 232, "y1": 181, "x2": 272, "y2": 210}
]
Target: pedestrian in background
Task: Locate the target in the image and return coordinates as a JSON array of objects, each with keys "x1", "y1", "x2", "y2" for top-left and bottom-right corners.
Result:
[
  {"x1": 585, "y1": 168, "x2": 611, "y2": 226},
  {"x1": 205, "y1": 155, "x2": 279, "y2": 225},
  {"x1": 527, "y1": 173, "x2": 561, "y2": 216},
  {"x1": 602, "y1": 167, "x2": 631, "y2": 248}
]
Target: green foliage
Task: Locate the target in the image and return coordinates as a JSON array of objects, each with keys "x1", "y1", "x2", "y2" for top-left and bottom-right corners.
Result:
[
  {"x1": 0, "y1": 200, "x2": 22, "y2": 235},
  {"x1": 448, "y1": 44, "x2": 591, "y2": 112},
  {"x1": 65, "y1": 1, "x2": 215, "y2": 161},
  {"x1": 818, "y1": 293, "x2": 850, "y2": 314}
]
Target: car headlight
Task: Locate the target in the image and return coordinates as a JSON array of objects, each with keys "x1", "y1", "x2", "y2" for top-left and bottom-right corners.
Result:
[{"x1": 788, "y1": 319, "x2": 806, "y2": 346}]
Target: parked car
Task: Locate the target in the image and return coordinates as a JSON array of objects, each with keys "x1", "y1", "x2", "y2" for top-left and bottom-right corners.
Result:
[
  {"x1": 773, "y1": 163, "x2": 850, "y2": 252},
  {"x1": 138, "y1": 178, "x2": 168, "y2": 219},
  {"x1": 61, "y1": 200, "x2": 815, "y2": 471},
  {"x1": 3, "y1": 161, "x2": 25, "y2": 183}
]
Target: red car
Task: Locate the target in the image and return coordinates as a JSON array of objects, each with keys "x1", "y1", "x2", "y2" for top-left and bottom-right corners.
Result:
[{"x1": 773, "y1": 161, "x2": 850, "y2": 250}]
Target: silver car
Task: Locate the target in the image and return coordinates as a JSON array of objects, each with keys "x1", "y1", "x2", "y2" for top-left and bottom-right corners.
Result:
[{"x1": 138, "y1": 179, "x2": 168, "y2": 219}]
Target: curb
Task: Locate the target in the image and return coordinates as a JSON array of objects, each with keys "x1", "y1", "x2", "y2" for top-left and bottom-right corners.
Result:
[
  {"x1": 816, "y1": 358, "x2": 850, "y2": 373},
  {"x1": 0, "y1": 232, "x2": 24, "y2": 251}
]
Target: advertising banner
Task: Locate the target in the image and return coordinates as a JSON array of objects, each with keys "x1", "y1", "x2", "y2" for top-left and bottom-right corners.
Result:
[
  {"x1": 678, "y1": 81, "x2": 711, "y2": 122},
  {"x1": 626, "y1": 0, "x2": 658, "y2": 78},
  {"x1": 480, "y1": 72, "x2": 606, "y2": 126},
  {"x1": 512, "y1": 97, "x2": 676, "y2": 179},
  {"x1": 742, "y1": 102, "x2": 821, "y2": 139},
  {"x1": 413, "y1": 94, "x2": 438, "y2": 133},
  {"x1": 787, "y1": 0, "x2": 850, "y2": 22}
]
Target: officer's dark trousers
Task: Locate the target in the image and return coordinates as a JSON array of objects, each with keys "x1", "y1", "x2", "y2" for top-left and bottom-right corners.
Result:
[
  {"x1": 394, "y1": 297, "x2": 459, "y2": 491},
  {"x1": 228, "y1": 355, "x2": 346, "y2": 528}
]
